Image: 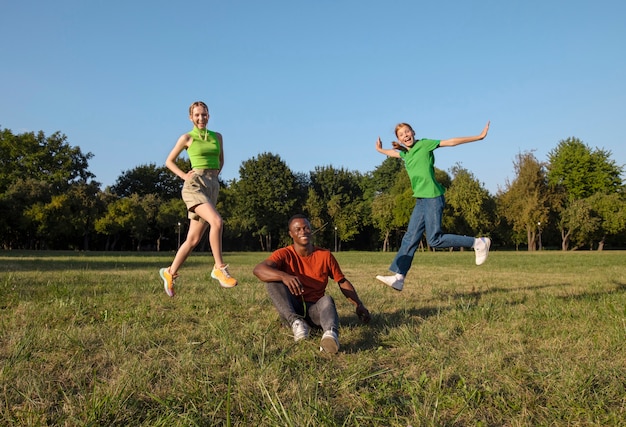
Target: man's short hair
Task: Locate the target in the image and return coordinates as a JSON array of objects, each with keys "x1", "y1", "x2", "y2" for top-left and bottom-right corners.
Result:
[{"x1": 288, "y1": 214, "x2": 308, "y2": 228}]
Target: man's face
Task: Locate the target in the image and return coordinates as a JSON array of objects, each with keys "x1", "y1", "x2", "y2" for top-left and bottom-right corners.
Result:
[{"x1": 289, "y1": 218, "x2": 312, "y2": 245}]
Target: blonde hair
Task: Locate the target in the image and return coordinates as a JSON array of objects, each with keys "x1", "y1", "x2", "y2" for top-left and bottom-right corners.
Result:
[
  {"x1": 189, "y1": 101, "x2": 208, "y2": 116},
  {"x1": 394, "y1": 122, "x2": 415, "y2": 137}
]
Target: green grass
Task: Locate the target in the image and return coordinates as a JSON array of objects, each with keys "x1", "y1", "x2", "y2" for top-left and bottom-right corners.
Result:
[{"x1": 1, "y1": 250, "x2": 625, "y2": 426}]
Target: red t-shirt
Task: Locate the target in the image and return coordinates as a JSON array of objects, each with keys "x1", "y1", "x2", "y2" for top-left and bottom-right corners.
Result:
[{"x1": 269, "y1": 245, "x2": 345, "y2": 303}]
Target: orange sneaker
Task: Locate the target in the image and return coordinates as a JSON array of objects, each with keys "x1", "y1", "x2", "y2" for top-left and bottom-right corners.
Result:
[
  {"x1": 160, "y1": 267, "x2": 176, "y2": 297},
  {"x1": 211, "y1": 264, "x2": 237, "y2": 288}
]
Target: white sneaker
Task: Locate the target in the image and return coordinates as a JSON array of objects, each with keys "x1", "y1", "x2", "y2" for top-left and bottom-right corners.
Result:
[
  {"x1": 291, "y1": 319, "x2": 310, "y2": 342},
  {"x1": 474, "y1": 237, "x2": 491, "y2": 265},
  {"x1": 320, "y1": 330, "x2": 340, "y2": 354},
  {"x1": 376, "y1": 275, "x2": 404, "y2": 291}
]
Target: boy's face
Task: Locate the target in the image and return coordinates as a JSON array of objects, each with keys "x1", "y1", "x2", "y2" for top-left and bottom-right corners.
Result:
[
  {"x1": 189, "y1": 106, "x2": 209, "y2": 129},
  {"x1": 396, "y1": 125, "x2": 415, "y2": 147}
]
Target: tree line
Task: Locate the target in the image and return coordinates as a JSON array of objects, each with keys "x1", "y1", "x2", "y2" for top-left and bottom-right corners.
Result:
[{"x1": 1, "y1": 126, "x2": 624, "y2": 252}]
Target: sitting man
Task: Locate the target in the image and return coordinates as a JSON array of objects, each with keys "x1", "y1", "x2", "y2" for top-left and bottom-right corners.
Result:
[{"x1": 253, "y1": 214, "x2": 371, "y2": 353}]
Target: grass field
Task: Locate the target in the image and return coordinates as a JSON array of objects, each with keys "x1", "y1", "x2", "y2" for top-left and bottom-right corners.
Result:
[{"x1": 1, "y1": 249, "x2": 625, "y2": 426}]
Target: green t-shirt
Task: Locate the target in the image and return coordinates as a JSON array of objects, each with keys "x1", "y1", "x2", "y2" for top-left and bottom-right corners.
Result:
[
  {"x1": 186, "y1": 127, "x2": 221, "y2": 170},
  {"x1": 399, "y1": 138, "x2": 445, "y2": 198}
]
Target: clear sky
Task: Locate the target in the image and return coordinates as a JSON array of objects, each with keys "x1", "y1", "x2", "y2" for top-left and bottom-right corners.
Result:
[{"x1": 2, "y1": 0, "x2": 624, "y2": 195}]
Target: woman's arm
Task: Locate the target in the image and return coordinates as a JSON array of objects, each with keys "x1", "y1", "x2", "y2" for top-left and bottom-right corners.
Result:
[
  {"x1": 165, "y1": 133, "x2": 193, "y2": 180},
  {"x1": 215, "y1": 132, "x2": 224, "y2": 173}
]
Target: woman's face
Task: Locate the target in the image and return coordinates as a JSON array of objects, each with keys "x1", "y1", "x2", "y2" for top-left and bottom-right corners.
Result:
[
  {"x1": 396, "y1": 125, "x2": 415, "y2": 147},
  {"x1": 189, "y1": 106, "x2": 209, "y2": 129}
]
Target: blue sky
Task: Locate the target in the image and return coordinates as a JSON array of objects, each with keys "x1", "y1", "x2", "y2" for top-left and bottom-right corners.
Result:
[{"x1": 2, "y1": 0, "x2": 624, "y2": 195}]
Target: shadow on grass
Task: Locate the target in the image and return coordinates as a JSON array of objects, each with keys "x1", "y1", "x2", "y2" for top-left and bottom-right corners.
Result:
[
  {"x1": 339, "y1": 305, "x2": 447, "y2": 352},
  {"x1": 339, "y1": 281, "x2": 626, "y2": 353},
  {"x1": 0, "y1": 252, "x2": 167, "y2": 272},
  {"x1": 554, "y1": 281, "x2": 626, "y2": 301},
  {"x1": 447, "y1": 281, "x2": 626, "y2": 303}
]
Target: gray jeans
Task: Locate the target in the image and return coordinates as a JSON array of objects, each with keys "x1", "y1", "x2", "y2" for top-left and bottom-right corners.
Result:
[{"x1": 265, "y1": 281, "x2": 339, "y2": 334}]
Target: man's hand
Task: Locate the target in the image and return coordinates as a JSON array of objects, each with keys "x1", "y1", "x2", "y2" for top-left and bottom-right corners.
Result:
[
  {"x1": 283, "y1": 275, "x2": 304, "y2": 296},
  {"x1": 356, "y1": 303, "x2": 371, "y2": 323}
]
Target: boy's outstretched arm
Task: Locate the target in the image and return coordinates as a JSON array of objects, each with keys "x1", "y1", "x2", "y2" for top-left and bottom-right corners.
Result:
[{"x1": 439, "y1": 121, "x2": 490, "y2": 147}]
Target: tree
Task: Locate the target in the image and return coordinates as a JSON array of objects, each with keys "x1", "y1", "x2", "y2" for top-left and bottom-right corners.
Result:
[
  {"x1": 155, "y1": 198, "x2": 187, "y2": 251},
  {"x1": 227, "y1": 153, "x2": 303, "y2": 251},
  {"x1": 1, "y1": 178, "x2": 53, "y2": 249},
  {"x1": 327, "y1": 193, "x2": 367, "y2": 250},
  {"x1": 0, "y1": 128, "x2": 94, "y2": 193},
  {"x1": 25, "y1": 181, "x2": 104, "y2": 250},
  {"x1": 308, "y1": 166, "x2": 368, "y2": 249},
  {"x1": 70, "y1": 181, "x2": 107, "y2": 250},
  {"x1": 444, "y1": 164, "x2": 495, "y2": 238},
  {"x1": 559, "y1": 198, "x2": 599, "y2": 250},
  {"x1": 303, "y1": 187, "x2": 327, "y2": 238},
  {"x1": 547, "y1": 137, "x2": 623, "y2": 201},
  {"x1": 371, "y1": 157, "x2": 405, "y2": 193},
  {"x1": 25, "y1": 194, "x2": 75, "y2": 249},
  {"x1": 498, "y1": 152, "x2": 551, "y2": 250},
  {"x1": 110, "y1": 161, "x2": 189, "y2": 199},
  {"x1": 94, "y1": 194, "x2": 149, "y2": 250},
  {"x1": 0, "y1": 128, "x2": 100, "y2": 249},
  {"x1": 587, "y1": 192, "x2": 626, "y2": 250},
  {"x1": 371, "y1": 193, "x2": 395, "y2": 251},
  {"x1": 547, "y1": 137, "x2": 624, "y2": 250}
]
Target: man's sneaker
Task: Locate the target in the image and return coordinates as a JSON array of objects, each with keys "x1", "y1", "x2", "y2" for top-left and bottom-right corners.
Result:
[
  {"x1": 320, "y1": 330, "x2": 340, "y2": 354},
  {"x1": 474, "y1": 237, "x2": 491, "y2": 266},
  {"x1": 376, "y1": 275, "x2": 404, "y2": 291},
  {"x1": 291, "y1": 319, "x2": 310, "y2": 342},
  {"x1": 211, "y1": 264, "x2": 238, "y2": 288},
  {"x1": 160, "y1": 268, "x2": 176, "y2": 297}
]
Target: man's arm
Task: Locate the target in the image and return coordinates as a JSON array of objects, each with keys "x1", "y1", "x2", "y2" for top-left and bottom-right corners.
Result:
[
  {"x1": 338, "y1": 278, "x2": 371, "y2": 323},
  {"x1": 253, "y1": 259, "x2": 304, "y2": 296}
]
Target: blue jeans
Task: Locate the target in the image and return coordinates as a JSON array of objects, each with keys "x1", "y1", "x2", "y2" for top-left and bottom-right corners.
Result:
[
  {"x1": 265, "y1": 281, "x2": 339, "y2": 333},
  {"x1": 389, "y1": 195, "x2": 474, "y2": 275}
]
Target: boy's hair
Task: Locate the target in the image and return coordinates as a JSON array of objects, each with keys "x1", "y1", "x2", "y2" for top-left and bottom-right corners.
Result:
[
  {"x1": 189, "y1": 101, "x2": 209, "y2": 116},
  {"x1": 394, "y1": 122, "x2": 415, "y2": 137}
]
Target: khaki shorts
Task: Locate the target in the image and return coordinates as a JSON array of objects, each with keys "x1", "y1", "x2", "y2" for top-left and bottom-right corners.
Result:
[{"x1": 181, "y1": 169, "x2": 219, "y2": 223}]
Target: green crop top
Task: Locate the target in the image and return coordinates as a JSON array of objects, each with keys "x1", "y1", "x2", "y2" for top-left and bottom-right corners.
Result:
[{"x1": 186, "y1": 127, "x2": 221, "y2": 170}]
